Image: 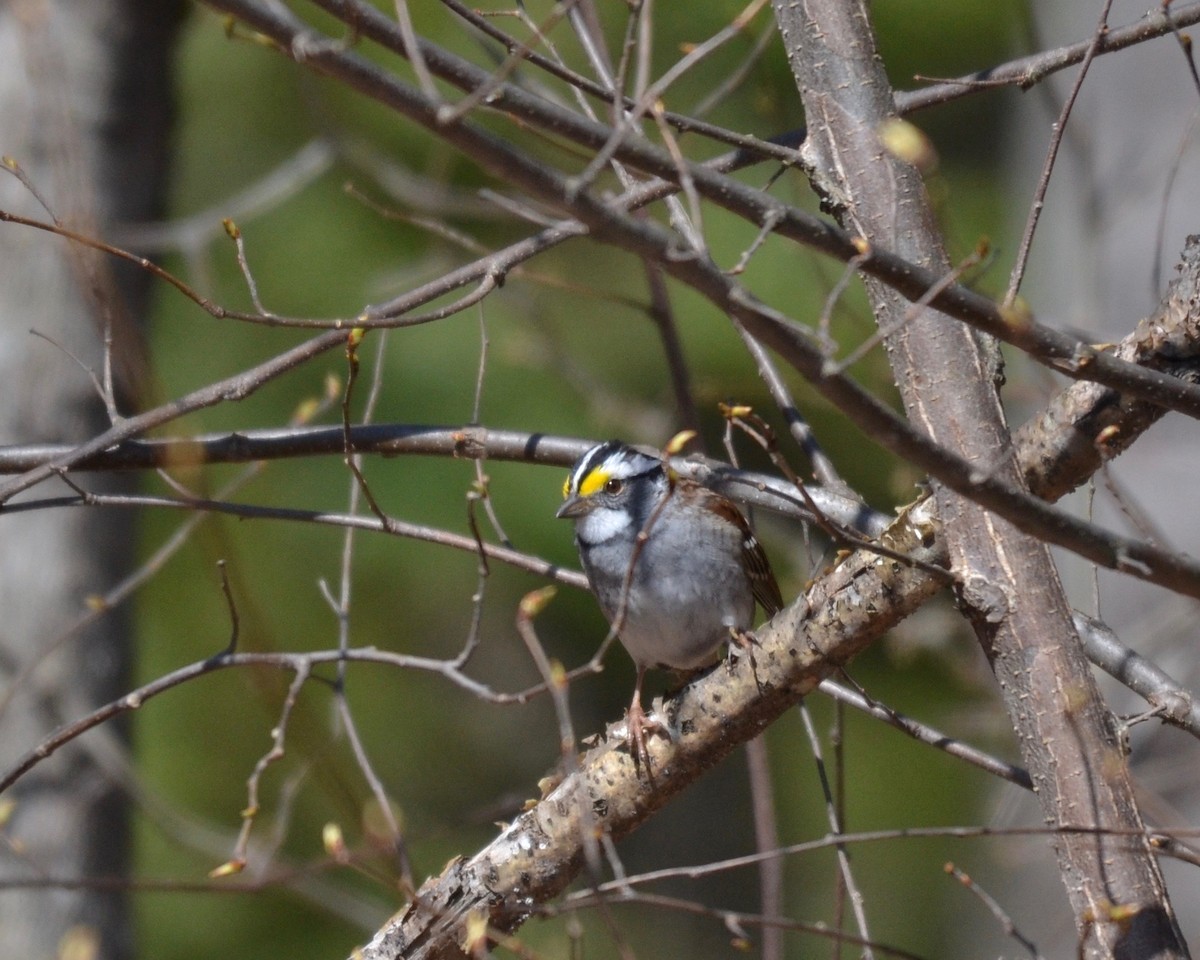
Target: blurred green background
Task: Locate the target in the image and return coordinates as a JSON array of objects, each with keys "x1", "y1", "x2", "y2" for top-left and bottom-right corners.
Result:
[{"x1": 133, "y1": 2, "x2": 1034, "y2": 958}]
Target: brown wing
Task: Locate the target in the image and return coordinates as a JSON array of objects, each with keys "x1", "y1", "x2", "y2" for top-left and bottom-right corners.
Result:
[
  {"x1": 743, "y1": 529, "x2": 783, "y2": 617},
  {"x1": 706, "y1": 493, "x2": 784, "y2": 617}
]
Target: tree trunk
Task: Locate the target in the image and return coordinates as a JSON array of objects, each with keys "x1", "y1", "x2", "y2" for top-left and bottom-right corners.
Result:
[
  {"x1": 0, "y1": 3, "x2": 183, "y2": 957},
  {"x1": 771, "y1": 2, "x2": 1188, "y2": 957}
]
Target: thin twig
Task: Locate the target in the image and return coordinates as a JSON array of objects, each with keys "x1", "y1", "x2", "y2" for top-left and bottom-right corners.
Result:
[
  {"x1": 571, "y1": 824, "x2": 1190, "y2": 895},
  {"x1": 744, "y1": 737, "x2": 783, "y2": 960},
  {"x1": 394, "y1": 0, "x2": 441, "y2": 104},
  {"x1": 223, "y1": 218, "x2": 273, "y2": 316},
  {"x1": 944, "y1": 862, "x2": 1046, "y2": 960},
  {"x1": 438, "y1": 0, "x2": 584, "y2": 125},
  {"x1": 643, "y1": 260, "x2": 701, "y2": 433},
  {"x1": 216, "y1": 662, "x2": 311, "y2": 877},
  {"x1": 0, "y1": 633, "x2": 626, "y2": 799},
  {"x1": 817, "y1": 679, "x2": 1033, "y2": 789},
  {"x1": 731, "y1": 329, "x2": 847, "y2": 490},
  {"x1": 898, "y1": 3, "x2": 1200, "y2": 117},
  {"x1": 1005, "y1": 0, "x2": 1114, "y2": 305},
  {"x1": 568, "y1": 0, "x2": 772, "y2": 197},
  {"x1": 561, "y1": 889, "x2": 926, "y2": 960},
  {"x1": 689, "y1": 15, "x2": 778, "y2": 119},
  {"x1": 796, "y1": 702, "x2": 876, "y2": 960}
]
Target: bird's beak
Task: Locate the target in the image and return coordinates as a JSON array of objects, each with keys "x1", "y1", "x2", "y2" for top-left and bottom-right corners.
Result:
[{"x1": 556, "y1": 494, "x2": 590, "y2": 519}]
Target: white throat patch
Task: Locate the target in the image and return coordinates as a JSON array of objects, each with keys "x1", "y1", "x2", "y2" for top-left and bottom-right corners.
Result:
[{"x1": 576, "y1": 505, "x2": 632, "y2": 545}]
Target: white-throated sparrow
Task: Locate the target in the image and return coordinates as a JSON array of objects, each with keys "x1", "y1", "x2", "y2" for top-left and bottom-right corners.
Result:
[{"x1": 557, "y1": 440, "x2": 782, "y2": 765}]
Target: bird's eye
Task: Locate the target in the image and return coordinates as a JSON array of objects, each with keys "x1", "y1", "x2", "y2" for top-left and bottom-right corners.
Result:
[{"x1": 604, "y1": 478, "x2": 624, "y2": 495}]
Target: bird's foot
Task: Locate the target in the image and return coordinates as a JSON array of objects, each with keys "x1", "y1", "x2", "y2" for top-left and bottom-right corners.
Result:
[
  {"x1": 726, "y1": 627, "x2": 759, "y2": 668},
  {"x1": 727, "y1": 627, "x2": 765, "y2": 692}
]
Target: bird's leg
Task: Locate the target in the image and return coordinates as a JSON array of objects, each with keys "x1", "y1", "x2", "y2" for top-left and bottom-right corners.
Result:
[{"x1": 625, "y1": 666, "x2": 667, "y2": 775}]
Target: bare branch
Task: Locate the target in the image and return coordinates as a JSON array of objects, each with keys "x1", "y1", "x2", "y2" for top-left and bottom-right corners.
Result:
[
  {"x1": 0, "y1": 425, "x2": 887, "y2": 533},
  {"x1": 899, "y1": 3, "x2": 1200, "y2": 116}
]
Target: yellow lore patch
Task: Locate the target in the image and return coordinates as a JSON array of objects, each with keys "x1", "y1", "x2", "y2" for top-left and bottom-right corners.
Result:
[{"x1": 577, "y1": 466, "x2": 611, "y2": 498}]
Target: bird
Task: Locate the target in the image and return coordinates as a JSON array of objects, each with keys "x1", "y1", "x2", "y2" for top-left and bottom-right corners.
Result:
[{"x1": 557, "y1": 440, "x2": 782, "y2": 768}]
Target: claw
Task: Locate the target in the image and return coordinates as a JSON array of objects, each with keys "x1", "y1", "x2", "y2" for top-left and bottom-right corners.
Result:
[
  {"x1": 726, "y1": 627, "x2": 758, "y2": 667},
  {"x1": 730, "y1": 626, "x2": 758, "y2": 651}
]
